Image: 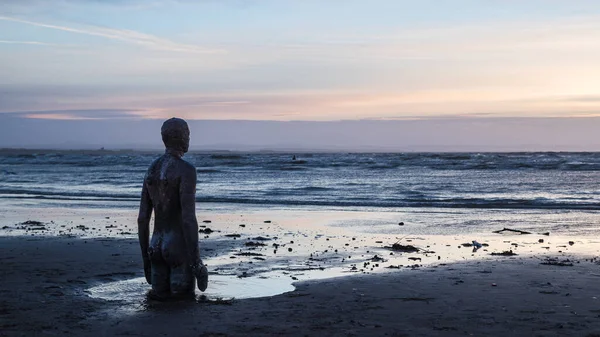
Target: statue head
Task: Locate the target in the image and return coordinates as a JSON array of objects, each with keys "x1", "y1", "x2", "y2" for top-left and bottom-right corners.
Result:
[{"x1": 161, "y1": 118, "x2": 190, "y2": 154}]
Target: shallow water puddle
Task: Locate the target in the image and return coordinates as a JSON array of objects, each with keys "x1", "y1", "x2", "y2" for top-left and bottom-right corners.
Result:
[{"x1": 87, "y1": 274, "x2": 295, "y2": 307}]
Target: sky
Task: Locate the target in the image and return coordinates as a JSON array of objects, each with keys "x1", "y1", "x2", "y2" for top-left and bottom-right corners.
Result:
[{"x1": 1, "y1": 0, "x2": 600, "y2": 150}]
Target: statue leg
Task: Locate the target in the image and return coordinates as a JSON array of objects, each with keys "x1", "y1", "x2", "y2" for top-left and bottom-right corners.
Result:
[
  {"x1": 148, "y1": 247, "x2": 170, "y2": 300},
  {"x1": 170, "y1": 264, "x2": 195, "y2": 298}
]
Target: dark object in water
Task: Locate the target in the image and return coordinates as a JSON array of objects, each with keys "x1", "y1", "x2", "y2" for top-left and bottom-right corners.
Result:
[
  {"x1": 398, "y1": 222, "x2": 404, "y2": 226},
  {"x1": 492, "y1": 228, "x2": 531, "y2": 235},
  {"x1": 225, "y1": 234, "x2": 241, "y2": 238},
  {"x1": 199, "y1": 228, "x2": 213, "y2": 234}
]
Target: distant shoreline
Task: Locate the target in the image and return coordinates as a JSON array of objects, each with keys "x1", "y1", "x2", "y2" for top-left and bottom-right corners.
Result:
[{"x1": 1, "y1": 148, "x2": 600, "y2": 154}]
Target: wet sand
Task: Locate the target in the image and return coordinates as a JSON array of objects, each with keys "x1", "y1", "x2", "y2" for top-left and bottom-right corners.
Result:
[{"x1": 2, "y1": 209, "x2": 600, "y2": 336}]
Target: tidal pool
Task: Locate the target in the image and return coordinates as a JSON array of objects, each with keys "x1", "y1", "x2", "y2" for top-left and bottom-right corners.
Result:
[{"x1": 86, "y1": 273, "x2": 296, "y2": 311}]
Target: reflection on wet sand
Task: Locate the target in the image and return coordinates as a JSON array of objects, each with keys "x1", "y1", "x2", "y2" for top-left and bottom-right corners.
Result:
[{"x1": 87, "y1": 274, "x2": 295, "y2": 313}]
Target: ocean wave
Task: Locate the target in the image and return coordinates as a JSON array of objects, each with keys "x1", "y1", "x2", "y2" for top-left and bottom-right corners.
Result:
[
  {"x1": 197, "y1": 168, "x2": 221, "y2": 173},
  {"x1": 1, "y1": 189, "x2": 597, "y2": 210},
  {"x1": 2, "y1": 152, "x2": 600, "y2": 211},
  {"x1": 2, "y1": 152, "x2": 600, "y2": 171},
  {"x1": 194, "y1": 196, "x2": 600, "y2": 210},
  {"x1": 278, "y1": 166, "x2": 307, "y2": 171},
  {"x1": 0, "y1": 188, "x2": 138, "y2": 200},
  {"x1": 210, "y1": 154, "x2": 243, "y2": 160}
]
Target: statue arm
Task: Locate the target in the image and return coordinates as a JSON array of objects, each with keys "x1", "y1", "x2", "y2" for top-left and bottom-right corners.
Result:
[
  {"x1": 180, "y1": 166, "x2": 200, "y2": 267},
  {"x1": 137, "y1": 180, "x2": 152, "y2": 283}
]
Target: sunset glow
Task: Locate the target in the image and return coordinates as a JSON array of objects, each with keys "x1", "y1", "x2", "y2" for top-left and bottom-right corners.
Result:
[
  {"x1": 1, "y1": 1, "x2": 600, "y2": 150},
  {"x1": 1, "y1": 1, "x2": 600, "y2": 122}
]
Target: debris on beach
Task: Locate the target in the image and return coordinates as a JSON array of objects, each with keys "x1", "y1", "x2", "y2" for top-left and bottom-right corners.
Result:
[
  {"x1": 224, "y1": 234, "x2": 241, "y2": 238},
  {"x1": 21, "y1": 220, "x2": 43, "y2": 226},
  {"x1": 202, "y1": 220, "x2": 212, "y2": 223},
  {"x1": 251, "y1": 236, "x2": 272, "y2": 241},
  {"x1": 540, "y1": 258, "x2": 574, "y2": 267},
  {"x1": 492, "y1": 228, "x2": 531, "y2": 235},
  {"x1": 199, "y1": 228, "x2": 213, "y2": 234},
  {"x1": 387, "y1": 243, "x2": 420, "y2": 253},
  {"x1": 245, "y1": 241, "x2": 266, "y2": 247},
  {"x1": 490, "y1": 250, "x2": 517, "y2": 256},
  {"x1": 235, "y1": 252, "x2": 265, "y2": 257},
  {"x1": 397, "y1": 297, "x2": 435, "y2": 302},
  {"x1": 198, "y1": 296, "x2": 234, "y2": 305}
]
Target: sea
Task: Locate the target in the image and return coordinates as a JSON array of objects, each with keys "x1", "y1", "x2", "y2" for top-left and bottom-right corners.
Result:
[{"x1": 1, "y1": 151, "x2": 599, "y2": 235}]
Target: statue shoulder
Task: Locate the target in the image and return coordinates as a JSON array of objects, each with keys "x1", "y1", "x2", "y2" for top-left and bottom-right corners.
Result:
[
  {"x1": 179, "y1": 158, "x2": 197, "y2": 175},
  {"x1": 144, "y1": 156, "x2": 164, "y2": 180}
]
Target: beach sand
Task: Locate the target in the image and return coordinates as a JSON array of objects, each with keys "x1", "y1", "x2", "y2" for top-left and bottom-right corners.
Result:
[{"x1": 2, "y1": 208, "x2": 600, "y2": 336}]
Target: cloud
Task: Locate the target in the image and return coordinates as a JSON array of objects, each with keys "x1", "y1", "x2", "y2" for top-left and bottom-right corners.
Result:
[
  {"x1": 558, "y1": 95, "x2": 600, "y2": 103},
  {"x1": 5, "y1": 109, "x2": 141, "y2": 120},
  {"x1": 0, "y1": 15, "x2": 225, "y2": 54},
  {"x1": 0, "y1": 40, "x2": 71, "y2": 47},
  {"x1": 4, "y1": 88, "x2": 600, "y2": 122}
]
